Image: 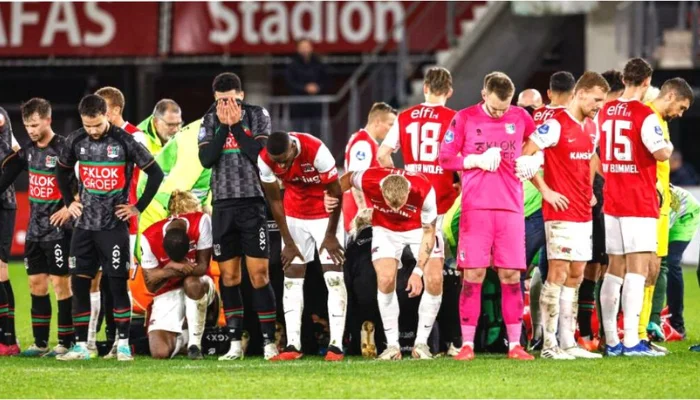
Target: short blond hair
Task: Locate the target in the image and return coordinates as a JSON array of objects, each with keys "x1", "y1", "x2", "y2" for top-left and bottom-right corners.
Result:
[
  {"x1": 168, "y1": 190, "x2": 201, "y2": 216},
  {"x1": 380, "y1": 175, "x2": 410, "y2": 209},
  {"x1": 367, "y1": 102, "x2": 396, "y2": 124},
  {"x1": 95, "y1": 86, "x2": 125, "y2": 113},
  {"x1": 574, "y1": 71, "x2": 611, "y2": 94},
  {"x1": 351, "y1": 208, "x2": 373, "y2": 234}
]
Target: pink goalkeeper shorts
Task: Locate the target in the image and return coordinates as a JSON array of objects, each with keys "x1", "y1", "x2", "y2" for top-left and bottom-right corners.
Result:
[{"x1": 456, "y1": 209, "x2": 525, "y2": 270}]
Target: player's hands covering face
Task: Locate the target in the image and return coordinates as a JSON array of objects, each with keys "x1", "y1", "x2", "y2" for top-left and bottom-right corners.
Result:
[{"x1": 216, "y1": 98, "x2": 242, "y2": 126}]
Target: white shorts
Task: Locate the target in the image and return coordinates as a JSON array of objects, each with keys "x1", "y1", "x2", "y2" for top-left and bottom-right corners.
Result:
[
  {"x1": 371, "y1": 226, "x2": 445, "y2": 263},
  {"x1": 436, "y1": 214, "x2": 452, "y2": 260},
  {"x1": 148, "y1": 275, "x2": 215, "y2": 334},
  {"x1": 544, "y1": 220, "x2": 592, "y2": 262},
  {"x1": 284, "y1": 216, "x2": 344, "y2": 264},
  {"x1": 604, "y1": 214, "x2": 658, "y2": 255}
]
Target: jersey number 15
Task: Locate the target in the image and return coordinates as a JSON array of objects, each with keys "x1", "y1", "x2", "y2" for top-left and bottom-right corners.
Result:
[
  {"x1": 406, "y1": 122, "x2": 441, "y2": 162},
  {"x1": 601, "y1": 119, "x2": 632, "y2": 162}
]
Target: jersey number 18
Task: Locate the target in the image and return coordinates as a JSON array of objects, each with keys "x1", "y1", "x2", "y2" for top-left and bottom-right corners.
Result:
[{"x1": 406, "y1": 122, "x2": 441, "y2": 162}]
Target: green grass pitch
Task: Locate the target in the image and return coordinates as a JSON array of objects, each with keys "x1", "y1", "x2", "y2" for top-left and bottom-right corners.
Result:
[{"x1": 1, "y1": 263, "x2": 700, "y2": 398}]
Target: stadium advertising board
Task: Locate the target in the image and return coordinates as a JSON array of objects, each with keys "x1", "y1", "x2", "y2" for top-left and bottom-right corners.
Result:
[
  {"x1": 171, "y1": 1, "x2": 452, "y2": 54},
  {"x1": 0, "y1": 2, "x2": 159, "y2": 56}
]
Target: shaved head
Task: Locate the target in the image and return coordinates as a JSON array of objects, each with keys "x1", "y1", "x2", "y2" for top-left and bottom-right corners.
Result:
[{"x1": 517, "y1": 89, "x2": 543, "y2": 108}]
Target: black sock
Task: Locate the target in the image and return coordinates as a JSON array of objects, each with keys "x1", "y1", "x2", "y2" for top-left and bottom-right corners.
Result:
[
  {"x1": 577, "y1": 278, "x2": 596, "y2": 338},
  {"x1": 253, "y1": 283, "x2": 277, "y2": 345},
  {"x1": 2, "y1": 281, "x2": 16, "y2": 345},
  {"x1": 595, "y1": 278, "x2": 603, "y2": 339},
  {"x1": 220, "y1": 282, "x2": 244, "y2": 341},
  {"x1": 131, "y1": 336, "x2": 151, "y2": 356},
  {"x1": 72, "y1": 276, "x2": 92, "y2": 342},
  {"x1": 100, "y1": 274, "x2": 116, "y2": 341},
  {"x1": 31, "y1": 294, "x2": 52, "y2": 348},
  {"x1": 57, "y1": 297, "x2": 75, "y2": 347},
  {"x1": 109, "y1": 277, "x2": 131, "y2": 340},
  {"x1": 0, "y1": 280, "x2": 7, "y2": 345}
]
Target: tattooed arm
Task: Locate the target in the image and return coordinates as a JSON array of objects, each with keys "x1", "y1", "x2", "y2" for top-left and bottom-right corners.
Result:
[
  {"x1": 416, "y1": 187, "x2": 438, "y2": 271},
  {"x1": 417, "y1": 220, "x2": 437, "y2": 271}
]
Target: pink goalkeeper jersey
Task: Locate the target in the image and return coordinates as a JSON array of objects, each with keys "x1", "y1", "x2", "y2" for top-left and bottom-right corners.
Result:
[{"x1": 439, "y1": 103, "x2": 536, "y2": 213}]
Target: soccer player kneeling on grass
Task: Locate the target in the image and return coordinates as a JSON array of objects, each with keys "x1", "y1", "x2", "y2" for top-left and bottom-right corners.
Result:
[
  {"x1": 259, "y1": 131, "x2": 347, "y2": 361},
  {"x1": 140, "y1": 191, "x2": 218, "y2": 360},
  {"x1": 517, "y1": 71, "x2": 610, "y2": 359}
]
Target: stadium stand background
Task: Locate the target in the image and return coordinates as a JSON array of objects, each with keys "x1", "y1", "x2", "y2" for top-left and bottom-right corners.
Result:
[{"x1": 1, "y1": 1, "x2": 699, "y2": 261}]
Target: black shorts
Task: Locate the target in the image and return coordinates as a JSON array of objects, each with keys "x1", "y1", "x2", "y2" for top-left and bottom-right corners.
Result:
[
  {"x1": 24, "y1": 235, "x2": 71, "y2": 276},
  {"x1": 591, "y1": 207, "x2": 608, "y2": 265},
  {"x1": 0, "y1": 209, "x2": 15, "y2": 263},
  {"x1": 70, "y1": 224, "x2": 130, "y2": 278},
  {"x1": 212, "y1": 199, "x2": 269, "y2": 261}
]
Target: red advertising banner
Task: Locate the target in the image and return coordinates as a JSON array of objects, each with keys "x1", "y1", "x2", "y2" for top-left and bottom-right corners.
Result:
[
  {"x1": 171, "y1": 1, "x2": 463, "y2": 55},
  {"x1": 0, "y1": 2, "x2": 159, "y2": 57}
]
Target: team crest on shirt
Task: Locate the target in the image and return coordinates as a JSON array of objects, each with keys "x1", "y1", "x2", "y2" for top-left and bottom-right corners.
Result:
[
  {"x1": 537, "y1": 124, "x2": 549, "y2": 135},
  {"x1": 198, "y1": 127, "x2": 207, "y2": 140},
  {"x1": 45, "y1": 155, "x2": 57, "y2": 168},
  {"x1": 655, "y1": 126, "x2": 663, "y2": 136},
  {"x1": 444, "y1": 130, "x2": 454, "y2": 143},
  {"x1": 106, "y1": 145, "x2": 119, "y2": 158},
  {"x1": 505, "y1": 123, "x2": 516, "y2": 134},
  {"x1": 301, "y1": 163, "x2": 315, "y2": 173},
  {"x1": 356, "y1": 151, "x2": 366, "y2": 161}
]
